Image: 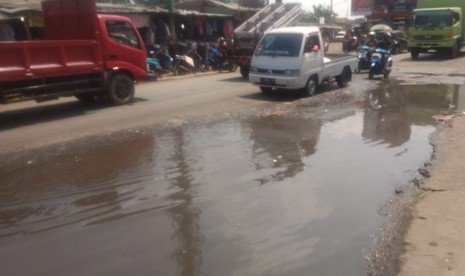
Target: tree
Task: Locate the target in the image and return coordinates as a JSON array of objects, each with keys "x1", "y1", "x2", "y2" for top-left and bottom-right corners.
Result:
[
  {"x1": 300, "y1": 4, "x2": 338, "y2": 24},
  {"x1": 313, "y1": 4, "x2": 338, "y2": 23}
]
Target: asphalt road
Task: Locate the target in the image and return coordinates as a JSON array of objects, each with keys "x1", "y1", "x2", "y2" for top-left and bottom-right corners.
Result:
[{"x1": 0, "y1": 72, "x2": 264, "y2": 156}]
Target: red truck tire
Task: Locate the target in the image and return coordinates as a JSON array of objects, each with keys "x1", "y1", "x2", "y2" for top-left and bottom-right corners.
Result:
[{"x1": 107, "y1": 73, "x2": 135, "y2": 105}]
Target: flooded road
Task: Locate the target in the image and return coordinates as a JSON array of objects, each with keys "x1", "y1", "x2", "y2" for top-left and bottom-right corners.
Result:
[{"x1": 1, "y1": 83, "x2": 464, "y2": 276}]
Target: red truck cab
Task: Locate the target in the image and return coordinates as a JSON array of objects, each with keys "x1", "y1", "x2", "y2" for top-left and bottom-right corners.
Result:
[{"x1": 0, "y1": 0, "x2": 147, "y2": 105}]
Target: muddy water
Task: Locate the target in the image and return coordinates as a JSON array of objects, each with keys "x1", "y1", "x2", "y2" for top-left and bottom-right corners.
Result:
[{"x1": 1, "y1": 84, "x2": 463, "y2": 276}]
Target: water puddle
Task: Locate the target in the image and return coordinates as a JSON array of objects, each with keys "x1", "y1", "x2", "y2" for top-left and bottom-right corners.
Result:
[{"x1": 1, "y1": 84, "x2": 464, "y2": 275}]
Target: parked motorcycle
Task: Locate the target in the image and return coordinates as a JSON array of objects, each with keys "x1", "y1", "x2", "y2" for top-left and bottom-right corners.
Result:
[
  {"x1": 146, "y1": 54, "x2": 162, "y2": 81},
  {"x1": 173, "y1": 54, "x2": 196, "y2": 75},
  {"x1": 208, "y1": 46, "x2": 237, "y2": 72},
  {"x1": 151, "y1": 46, "x2": 177, "y2": 75},
  {"x1": 368, "y1": 48, "x2": 392, "y2": 80},
  {"x1": 185, "y1": 43, "x2": 206, "y2": 72}
]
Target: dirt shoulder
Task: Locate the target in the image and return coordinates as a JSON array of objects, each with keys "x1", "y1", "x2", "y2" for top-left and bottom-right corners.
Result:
[{"x1": 397, "y1": 115, "x2": 465, "y2": 275}]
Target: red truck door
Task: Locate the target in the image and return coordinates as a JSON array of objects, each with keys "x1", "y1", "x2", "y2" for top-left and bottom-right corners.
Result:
[{"x1": 99, "y1": 15, "x2": 147, "y2": 81}]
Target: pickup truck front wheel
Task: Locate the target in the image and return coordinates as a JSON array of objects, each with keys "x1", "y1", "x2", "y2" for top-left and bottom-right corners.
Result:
[
  {"x1": 240, "y1": 66, "x2": 250, "y2": 79},
  {"x1": 108, "y1": 73, "x2": 135, "y2": 105},
  {"x1": 302, "y1": 76, "x2": 317, "y2": 96}
]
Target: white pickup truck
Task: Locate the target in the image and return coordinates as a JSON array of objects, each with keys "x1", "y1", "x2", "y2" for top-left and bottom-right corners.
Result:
[{"x1": 249, "y1": 26, "x2": 358, "y2": 96}]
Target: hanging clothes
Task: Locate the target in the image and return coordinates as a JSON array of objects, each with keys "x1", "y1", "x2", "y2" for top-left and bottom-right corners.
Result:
[
  {"x1": 196, "y1": 19, "x2": 204, "y2": 37},
  {"x1": 222, "y1": 19, "x2": 234, "y2": 38},
  {"x1": 205, "y1": 20, "x2": 213, "y2": 37}
]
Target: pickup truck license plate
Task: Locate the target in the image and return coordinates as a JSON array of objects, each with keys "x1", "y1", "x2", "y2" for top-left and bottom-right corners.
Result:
[{"x1": 260, "y1": 78, "x2": 275, "y2": 85}]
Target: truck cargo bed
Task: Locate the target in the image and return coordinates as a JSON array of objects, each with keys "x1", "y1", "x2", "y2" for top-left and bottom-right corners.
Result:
[
  {"x1": 0, "y1": 40, "x2": 103, "y2": 83},
  {"x1": 0, "y1": 40, "x2": 104, "y2": 104}
]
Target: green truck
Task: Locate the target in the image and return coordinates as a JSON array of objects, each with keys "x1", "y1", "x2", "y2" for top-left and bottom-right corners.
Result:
[{"x1": 408, "y1": 0, "x2": 465, "y2": 59}]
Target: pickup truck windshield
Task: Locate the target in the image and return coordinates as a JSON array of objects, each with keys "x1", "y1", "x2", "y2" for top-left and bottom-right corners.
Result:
[
  {"x1": 413, "y1": 10, "x2": 454, "y2": 28},
  {"x1": 255, "y1": 33, "x2": 303, "y2": 57}
]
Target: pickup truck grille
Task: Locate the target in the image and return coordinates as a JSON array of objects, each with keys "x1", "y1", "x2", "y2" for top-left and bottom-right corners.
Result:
[
  {"x1": 413, "y1": 35, "x2": 444, "y2": 40},
  {"x1": 256, "y1": 68, "x2": 285, "y2": 75}
]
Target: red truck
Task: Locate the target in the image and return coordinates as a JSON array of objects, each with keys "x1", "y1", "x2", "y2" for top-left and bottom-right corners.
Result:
[{"x1": 0, "y1": 0, "x2": 147, "y2": 105}]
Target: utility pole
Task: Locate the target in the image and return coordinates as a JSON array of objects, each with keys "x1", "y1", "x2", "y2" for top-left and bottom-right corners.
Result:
[
  {"x1": 166, "y1": 0, "x2": 176, "y2": 41},
  {"x1": 330, "y1": 0, "x2": 333, "y2": 23}
]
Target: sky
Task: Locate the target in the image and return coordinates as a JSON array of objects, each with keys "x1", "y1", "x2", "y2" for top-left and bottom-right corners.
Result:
[{"x1": 274, "y1": 0, "x2": 353, "y2": 18}]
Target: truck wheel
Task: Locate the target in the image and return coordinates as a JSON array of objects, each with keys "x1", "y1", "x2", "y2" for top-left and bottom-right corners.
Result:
[
  {"x1": 336, "y1": 67, "x2": 351, "y2": 88},
  {"x1": 108, "y1": 73, "x2": 135, "y2": 105},
  {"x1": 450, "y1": 42, "x2": 459, "y2": 59},
  {"x1": 303, "y1": 76, "x2": 317, "y2": 96},
  {"x1": 410, "y1": 48, "x2": 419, "y2": 60},
  {"x1": 240, "y1": 66, "x2": 249, "y2": 79},
  {"x1": 260, "y1": 86, "x2": 273, "y2": 94}
]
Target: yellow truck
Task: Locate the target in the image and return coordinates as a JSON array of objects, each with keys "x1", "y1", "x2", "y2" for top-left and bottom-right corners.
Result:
[{"x1": 408, "y1": 0, "x2": 465, "y2": 59}]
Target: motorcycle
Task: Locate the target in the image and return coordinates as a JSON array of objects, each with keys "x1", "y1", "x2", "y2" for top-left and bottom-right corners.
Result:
[
  {"x1": 355, "y1": 45, "x2": 373, "y2": 73},
  {"x1": 342, "y1": 34, "x2": 359, "y2": 53},
  {"x1": 207, "y1": 46, "x2": 237, "y2": 72},
  {"x1": 186, "y1": 44, "x2": 206, "y2": 72},
  {"x1": 151, "y1": 46, "x2": 177, "y2": 76},
  {"x1": 173, "y1": 54, "x2": 196, "y2": 75},
  {"x1": 146, "y1": 54, "x2": 162, "y2": 81},
  {"x1": 368, "y1": 48, "x2": 392, "y2": 80}
]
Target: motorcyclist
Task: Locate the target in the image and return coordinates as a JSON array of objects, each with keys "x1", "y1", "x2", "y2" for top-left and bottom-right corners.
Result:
[
  {"x1": 376, "y1": 31, "x2": 392, "y2": 51},
  {"x1": 216, "y1": 37, "x2": 230, "y2": 66},
  {"x1": 217, "y1": 37, "x2": 228, "y2": 53},
  {"x1": 366, "y1": 31, "x2": 377, "y2": 48}
]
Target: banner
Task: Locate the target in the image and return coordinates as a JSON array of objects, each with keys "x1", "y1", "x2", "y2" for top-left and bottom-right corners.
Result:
[{"x1": 352, "y1": 0, "x2": 373, "y2": 16}]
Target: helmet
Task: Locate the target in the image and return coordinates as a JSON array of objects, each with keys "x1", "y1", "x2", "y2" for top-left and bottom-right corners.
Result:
[{"x1": 218, "y1": 37, "x2": 227, "y2": 48}]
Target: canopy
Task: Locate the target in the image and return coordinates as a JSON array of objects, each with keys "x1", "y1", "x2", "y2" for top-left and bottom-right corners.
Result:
[{"x1": 370, "y1": 24, "x2": 393, "y2": 32}]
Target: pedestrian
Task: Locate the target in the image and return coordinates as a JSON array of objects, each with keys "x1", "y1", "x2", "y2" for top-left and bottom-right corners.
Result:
[{"x1": 324, "y1": 35, "x2": 329, "y2": 53}]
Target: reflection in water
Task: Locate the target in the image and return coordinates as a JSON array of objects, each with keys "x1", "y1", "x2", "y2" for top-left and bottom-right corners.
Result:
[
  {"x1": 3, "y1": 84, "x2": 465, "y2": 275},
  {"x1": 362, "y1": 83, "x2": 465, "y2": 147},
  {"x1": 165, "y1": 127, "x2": 202, "y2": 276},
  {"x1": 405, "y1": 83, "x2": 464, "y2": 124},
  {"x1": 363, "y1": 83, "x2": 411, "y2": 147},
  {"x1": 0, "y1": 135, "x2": 157, "y2": 236},
  {"x1": 246, "y1": 115, "x2": 321, "y2": 185}
]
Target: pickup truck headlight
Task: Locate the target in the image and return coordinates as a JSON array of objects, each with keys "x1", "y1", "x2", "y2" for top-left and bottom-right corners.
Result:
[{"x1": 284, "y1": 69, "x2": 300, "y2": 76}]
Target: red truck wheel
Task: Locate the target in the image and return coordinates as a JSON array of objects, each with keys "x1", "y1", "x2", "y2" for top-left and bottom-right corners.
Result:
[{"x1": 108, "y1": 73, "x2": 135, "y2": 105}]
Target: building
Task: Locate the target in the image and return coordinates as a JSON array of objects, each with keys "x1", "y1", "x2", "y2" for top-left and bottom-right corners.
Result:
[{"x1": 352, "y1": 0, "x2": 417, "y2": 30}]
